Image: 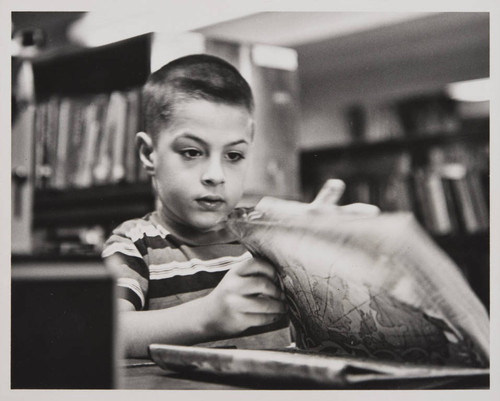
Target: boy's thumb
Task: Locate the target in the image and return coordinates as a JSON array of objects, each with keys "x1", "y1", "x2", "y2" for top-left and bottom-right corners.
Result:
[{"x1": 311, "y1": 179, "x2": 346, "y2": 207}]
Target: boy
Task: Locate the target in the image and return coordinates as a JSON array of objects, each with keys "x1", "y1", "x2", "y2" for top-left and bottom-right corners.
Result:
[{"x1": 102, "y1": 54, "x2": 290, "y2": 358}]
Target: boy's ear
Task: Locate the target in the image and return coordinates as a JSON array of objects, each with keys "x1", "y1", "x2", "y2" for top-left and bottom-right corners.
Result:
[{"x1": 136, "y1": 132, "x2": 156, "y2": 175}]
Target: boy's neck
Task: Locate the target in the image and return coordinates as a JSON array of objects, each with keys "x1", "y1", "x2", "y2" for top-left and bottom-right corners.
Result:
[{"x1": 153, "y1": 209, "x2": 238, "y2": 246}]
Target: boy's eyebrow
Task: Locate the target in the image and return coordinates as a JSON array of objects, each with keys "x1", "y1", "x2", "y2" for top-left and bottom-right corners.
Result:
[
  {"x1": 225, "y1": 139, "x2": 250, "y2": 147},
  {"x1": 176, "y1": 133, "x2": 249, "y2": 147},
  {"x1": 175, "y1": 133, "x2": 206, "y2": 146}
]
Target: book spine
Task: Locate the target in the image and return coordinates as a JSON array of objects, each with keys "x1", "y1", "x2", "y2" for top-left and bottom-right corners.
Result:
[
  {"x1": 33, "y1": 102, "x2": 48, "y2": 189},
  {"x1": 452, "y1": 176, "x2": 480, "y2": 234},
  {"x1": 412, "y1": 170, "x2": 436, "y2": 233},
  {"x1": 124, "y1": 89, "x2": 140, "y2": 183},
  {"x1": 66, "y1": 97, "x2": 87, "y2": 188},
  {"x1": 53, "y1": 98, "x2": 72, "y2": 189},
  {"x1": 75, "y1": 99, "x2": 100, "y2": 187},
  {"x1": 441, "y1": 178, "x2": 461, "y2": 234},
  {"x1": 45, "y1": 96, "x2": 60, "y2": 188},
  {"x1": 426, "y1": 171, "x2": 453, "y2": 235},
  {"x1": 110, "y1": 91, "x2": 128, "y2": 183},
  {"x1": 93, "y1": 94, "x2": 114, "y2": 184},
  {"x1": 466, "y1": 171, "x2": 489, "y2": 231}
]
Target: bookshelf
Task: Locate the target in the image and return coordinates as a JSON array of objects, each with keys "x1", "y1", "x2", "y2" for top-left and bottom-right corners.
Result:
[
  {"x1": 12, "y1": 34, "x2": 154, "y2": 257},
  {"x1": 300, "y1": 98, "x2": 489, "y2": 308}
]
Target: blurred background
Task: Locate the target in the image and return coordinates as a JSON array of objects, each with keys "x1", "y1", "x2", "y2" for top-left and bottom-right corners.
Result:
[{"x1": 11, "y1": 11, "x2": 489, "y2": 306}]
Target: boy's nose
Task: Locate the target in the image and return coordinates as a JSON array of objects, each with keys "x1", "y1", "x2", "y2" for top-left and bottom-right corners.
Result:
[{"x1": 201, "y1": 159, "x2": 226, "y2": 186}]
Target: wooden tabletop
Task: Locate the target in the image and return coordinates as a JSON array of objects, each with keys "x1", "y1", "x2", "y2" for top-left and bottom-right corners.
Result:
[{"x1": 120, "y1": 359, "x2": 243, "y2": 390}]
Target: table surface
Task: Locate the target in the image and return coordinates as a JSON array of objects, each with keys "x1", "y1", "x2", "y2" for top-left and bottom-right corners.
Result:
[
  {"x1": 119, "y1": 358, "x2": 489, "y2": 390},
  {"x1": 120, "y1": 359, "x2": 242, "y2": 390}
]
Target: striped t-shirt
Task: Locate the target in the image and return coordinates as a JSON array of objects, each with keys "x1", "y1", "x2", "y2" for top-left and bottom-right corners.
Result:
[{"x1": 102, "y1": 211, "x2": 291, "y2": 349}]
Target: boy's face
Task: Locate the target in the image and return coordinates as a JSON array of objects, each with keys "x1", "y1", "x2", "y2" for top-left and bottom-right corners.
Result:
[{"x1": 151, "y1": 99, "x2": 254, "y2": 231}]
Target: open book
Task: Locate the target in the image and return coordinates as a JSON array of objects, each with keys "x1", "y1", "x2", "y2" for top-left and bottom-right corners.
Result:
[{"x1": 150, "y1": 181, "x2": 489, "y2": 387}]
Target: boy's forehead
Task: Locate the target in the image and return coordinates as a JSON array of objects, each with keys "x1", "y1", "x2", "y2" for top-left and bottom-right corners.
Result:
[
  {"x1": 174, "y1": 98, "x2": 252, "y2": 118},
  {"x1": 164, "y1": 99, "x2": 254, "y2": 137}
]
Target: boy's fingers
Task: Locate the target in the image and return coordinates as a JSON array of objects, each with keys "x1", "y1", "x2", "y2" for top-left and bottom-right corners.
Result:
[
  {"x1": 338, "y1": 203, "x2": 380, "y2": 216},
  {"x1": 311, "y1": 179, "x2": 345, "y2": 206},
  {"x1": 244, "y1": 296, "x2": 287, "y2": 315},
  {"x1": 243, "y1": 313, "x2": 286, "y2": 329},
  {"x1": 241, "y1": 276, "x2": 283, "y2": 300},
  {"x1": 233, "y1": 257, "x2": 277, "y2": 280}
]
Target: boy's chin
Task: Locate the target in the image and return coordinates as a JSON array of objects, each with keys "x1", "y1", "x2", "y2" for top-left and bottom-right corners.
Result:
[{"x1": 188, "y1": 213, "x2": 227, "y2": 232}]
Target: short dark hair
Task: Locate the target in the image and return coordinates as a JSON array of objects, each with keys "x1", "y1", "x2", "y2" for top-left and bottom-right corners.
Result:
[{"x1": 142, "y1": 54, "x2": 254, "y2": 140}]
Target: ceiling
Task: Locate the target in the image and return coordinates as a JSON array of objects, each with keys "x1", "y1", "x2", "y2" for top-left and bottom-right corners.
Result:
[
  {"x1": 195, "y1": 12, "x2": 434, "y2": 47},
  {"x1": 197, "y1": 12, "x2": 489, "y2": 81},
  {"x1": 12, "y1": 11, "x2": 489, "y2": 83}
]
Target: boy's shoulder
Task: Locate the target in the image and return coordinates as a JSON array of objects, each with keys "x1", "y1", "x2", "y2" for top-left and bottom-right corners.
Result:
[{"x1": 101, "y1": 212, "x2": 178, "y2": 259}]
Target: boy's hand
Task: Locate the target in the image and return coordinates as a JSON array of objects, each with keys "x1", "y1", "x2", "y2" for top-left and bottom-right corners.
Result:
[
  {"x1": 203, "y1": 257, "x2": 286, "y2": 337},
  {"x1": 312, "y1": 179, "x2": 380, "y2": 216}
]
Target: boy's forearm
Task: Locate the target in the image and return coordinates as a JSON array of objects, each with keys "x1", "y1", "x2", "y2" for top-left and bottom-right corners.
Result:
[{"x1": 120, "y1": 297, "x2": 218, "y2": 358}]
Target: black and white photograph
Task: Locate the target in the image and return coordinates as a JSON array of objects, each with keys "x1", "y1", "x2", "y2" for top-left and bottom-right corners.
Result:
[{"x1": 5, "y1": 0, "x2": 498, "y2": 397}]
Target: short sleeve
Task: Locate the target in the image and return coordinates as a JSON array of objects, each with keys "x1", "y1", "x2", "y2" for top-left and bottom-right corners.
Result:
[{"x1": 102, "y1": 226, "x2": 149, "y2": 311}]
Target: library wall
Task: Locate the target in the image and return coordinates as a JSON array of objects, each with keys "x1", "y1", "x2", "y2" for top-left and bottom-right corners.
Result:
[{"x1": 297, "y1": 13, "x2": 489, "y2": 149}]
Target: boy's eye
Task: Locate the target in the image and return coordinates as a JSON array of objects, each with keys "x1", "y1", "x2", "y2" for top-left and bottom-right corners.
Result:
[
  {"x1": 225, "y1": 151, "x2": 245, "y2": 162},
  {"x1": 180, "y1": 148, "x2": 203, "y2": 159}
]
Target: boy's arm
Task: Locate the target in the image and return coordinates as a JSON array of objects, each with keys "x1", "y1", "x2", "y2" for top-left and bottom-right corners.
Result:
[
  {"x1": 118, "y1": 257, "x2": 286, "y2": 358},
  {"x1": 118, "y1": 296, "x2": 219, "y2": 358}
]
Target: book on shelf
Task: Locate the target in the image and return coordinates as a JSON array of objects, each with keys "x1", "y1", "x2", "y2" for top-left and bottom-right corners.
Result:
[
  {"x1": 467, "y1": 171, "x2": 489, "y2": 229},
  {"x1": 53, "y1": 98, "x2": 72, "y2": 189},
  {"x1": 94, "y1": 91, "x2": 124, "y2": 184},
  {"x1": 412, "y1": 169, "x2": 437, "y2": 233},
  {"x1": 45, "y1": 96, "x2": 60, "y2": 188},
  {"x1": 109, "y1": 91, "x2": 129, "y2": 183},
  {"x1": 65, "y1": 97, "x2": 87, "y2": 188},
  {"x1": 425, "y1": 170, "x2": 453, "y2": 235},
  {"x1": 124, "y1": 89, "x2": 141, "y2": 183},
  {"x1": 453, "y1": 176, "x2": 481, "y2": 233},
  {"x1": 34, "y1": 101, "x2": 48, "y2": 189},
  {"x1": 440, "y1": 177, "x2": 461, "y2": 235},
  {"x1": 74, "y1": 96, "x2": 106, "y2": 188}
]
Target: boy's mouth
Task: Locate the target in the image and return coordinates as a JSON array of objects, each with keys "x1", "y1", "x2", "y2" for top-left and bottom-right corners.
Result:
[{"x1": 196, "y1": 196, "x2": 225, "y2": 211}]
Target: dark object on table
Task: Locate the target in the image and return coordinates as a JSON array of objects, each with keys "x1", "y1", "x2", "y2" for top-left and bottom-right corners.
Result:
[{"x1": 11, "y1": 263, "x2": 117, "y2": 389}]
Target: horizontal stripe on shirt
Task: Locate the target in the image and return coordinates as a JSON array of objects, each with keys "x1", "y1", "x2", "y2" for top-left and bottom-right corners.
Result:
[
  {"x1": 149, "y1": 252, "x2": 252, "y2": 280},
  {"x1": 117, "y1": 277, "x2": 145, "y2": 309},
  {"x1": 105, "y1": 252, "x2": 150, "y2": 280},
  {"x1": 149, "y1": 269, "x2": 229, "y2": 298},
  {"x1": 101, "y1": 240, "x2": 143, "y2": 259}
]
